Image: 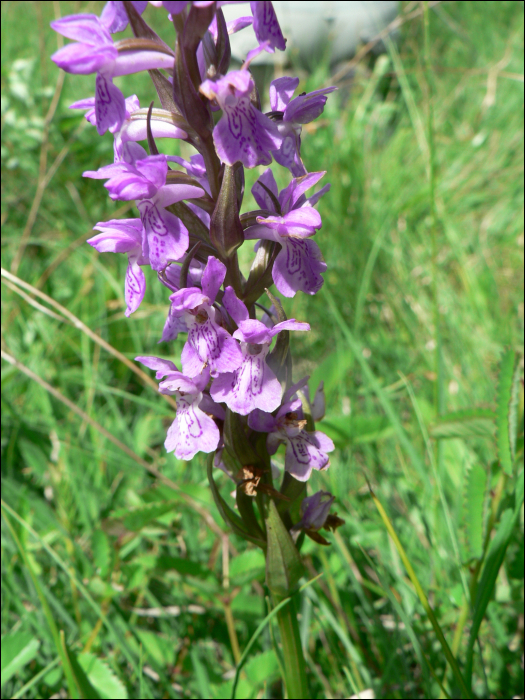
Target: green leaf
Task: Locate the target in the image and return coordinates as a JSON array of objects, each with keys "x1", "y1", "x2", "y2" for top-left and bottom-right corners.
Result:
[
  {"x1": 91, "y1": 530, "x2": 111, "y2": 578},
  {"x1": 244, "y1": 649, "x2": 279, "y2": 686},
  {"x1": 229, "y1": 549, "x2": 265, "y2": 583},
  {"x1": 61, "y1": 637, "x2": 101, "y2": 699},
  {"x1": 322, "y1": 413, "x2": 395, "y2": 447},
  {"x1": 78, "y1": 652, "x2": 128, "y2": 699},
  {"x1": 496, "y1": 348, "x2": 517, "y2": 475},
  {"x1": 508, "y1": 359, "x2": 523, "y2": 463},
  {"x1": 429, "y1": 409, "x2": 496, "y2": 439},
  {"x1": 154, "y1": 555, "x2": 210, "y2": 578},
  {"x1": 463, "y1": 464, "x2": 487, "y2": 559},
  {"x1": 465, "y1": 468, "x2": 524, "y2": 688},
  {"x1": 265, "y1": 500, "x2": 304, "y2": 600},
  {"x1": 135, "y1": 630, "x2": 175, "y2": 667},
  {"x1": 111, "y1": 501, "x2": 175, "y2": 531},
  {"x1": 1, "y1": 630, "x2": 40, "y2": 687}
]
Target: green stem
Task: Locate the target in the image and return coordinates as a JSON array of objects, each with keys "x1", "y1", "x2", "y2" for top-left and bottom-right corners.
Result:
[{"x1": 274, "y1": 593, "x2": 309, "y2": 698}]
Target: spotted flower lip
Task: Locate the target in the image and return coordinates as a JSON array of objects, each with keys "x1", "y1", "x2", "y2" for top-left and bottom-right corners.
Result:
[
  {"x1": 163, "y1": 257, "x2": 243, "y2": 378},
  {"x1": 268, "y1": 76, "x2": 337, "y2": 176},
  {"x1": 135, "y1": 357, "x2": 222, "y2": 461},
  {"x1": 248, "y1": 380, "x2": 335, "y2": 481},
  {"x1": 84, "y1": 154, "x2": 204, "y2": 270},
  {"x1": 88, "y1": 218, "x2": 148, "y2": 317},
  {"x1": 245, "y1": 169, "x2": 329, "y2": 297},
  {"x1": 200, "y1": 70, "x2": 283, "y2": 168},
  {"x1": 210, "y1": 287, "x2": 309, "y2": 415}
]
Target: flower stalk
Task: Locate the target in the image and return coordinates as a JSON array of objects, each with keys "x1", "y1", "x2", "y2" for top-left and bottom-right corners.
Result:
[{"x1": 51, "y1": 1, "x2": 344, "y2": 695}]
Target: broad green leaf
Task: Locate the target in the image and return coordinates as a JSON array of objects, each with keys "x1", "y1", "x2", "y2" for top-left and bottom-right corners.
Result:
[
  {"x1": 429, "y1": 409, "x2": 496, "y2": 439},
  {"x1": 61, "y1": 637, "x2": 100, "y2": 699},
  {"x1": 265, "y1": 500, "x2": 304, "y2": 600},
  {"x1": 463, "y1": 464, "x2": 487, "y2": 559},
  {"x1": 1, "y1": 630, "x2": 40, "y2": 686},
  {"x1": 78, "y1": 652, "x2": 128, "y2": 699},
  {"x1": 244, "y1": 649, "x2": 279, "y2": 686},
  {"x1": 496, "y1": 349, "x2": 517, "y2": 475},
  {"x1": 135, "y1": 630, "x2": 175, "y2": 667},
  {"x1": 229, "y1": 549, "x2": 265, "y2": 582},
  {"x1": 91, "y1": 530, "x2": 111, "y2": 578}
]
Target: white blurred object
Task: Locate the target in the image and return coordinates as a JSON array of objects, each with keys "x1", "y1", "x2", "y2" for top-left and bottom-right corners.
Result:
[{"x1": 222, "y1": 1, "x2": 399, "y2": 65}]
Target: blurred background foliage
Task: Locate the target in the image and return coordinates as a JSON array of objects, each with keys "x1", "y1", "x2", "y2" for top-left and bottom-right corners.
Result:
[{"x1": 1, "y1": 1, "x2": 523, "y2": 698}]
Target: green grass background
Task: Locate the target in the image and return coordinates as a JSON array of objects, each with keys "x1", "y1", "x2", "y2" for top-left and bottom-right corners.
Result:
[{"x1": 1, "y1": 1, "x2": 523, "y2": 698}]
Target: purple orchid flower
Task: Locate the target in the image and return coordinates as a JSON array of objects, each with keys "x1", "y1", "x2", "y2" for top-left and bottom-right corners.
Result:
[
  {"x1": 200, "y1": 69, "x2": 282, "y2": 168},
  {"x1": 84, "y1": 154, "x2": 204, "y2": 270},
  {"x1": 87, "y1": 218, "x2": 148, "y2": 316},
  {"x1": 293, "y1": 491, "x2": 335, "y2": 531},
  {"x1": 100, "y1": 1, "x2": 148, "y2": 33},
  {"x1": 135, "y1": 357, "x2": 223, "y2": 460},
  {"x1": 245, "y1": 169, "x2": 329, "y2": 297},
  {"x1": 210, "y1": 286, "x2": 309, "y2": 414},
  {"x1": 248, "y1": 380, "x2": 334, "y2": 481},
  {"x1": 250, "y1": 1, "x2": 286, "y2": 52},
  {"x1": 163, "y1": 257, "x2": 243, "y2": 378},
  {"x1": 51, "y1": 13, "x2": 175, "y2": 135},
  {"x1": 268, "y1": 77, "x2": 337, "y2": 176}
]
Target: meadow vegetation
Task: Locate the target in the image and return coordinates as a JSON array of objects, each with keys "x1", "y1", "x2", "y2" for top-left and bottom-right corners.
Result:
[{"x1": 1, "y1": 1, "x2": 523, "y2": 698}]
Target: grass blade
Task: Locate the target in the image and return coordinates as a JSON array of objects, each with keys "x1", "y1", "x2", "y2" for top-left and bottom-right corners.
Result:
[{"x1": 496, "y1": 348, "x2": 517, "y2": 475}]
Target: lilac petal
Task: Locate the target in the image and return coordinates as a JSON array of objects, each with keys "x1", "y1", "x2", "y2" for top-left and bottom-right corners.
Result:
[
  {"x1": 95, "y1": 74, "x2": 126, "y2": 135},
  {"x1": 279, "y1": 171, "x2": 326, "y2": 213},
  {"x1": 88, "y1": 218, "x2": 142, "y2": 253},
  {"x1": 51, "y1": 43, "x2": 115, "y2": 75},
  {"x1": 51, "y1": 14, "x2": 112, "y2": 44},
  {"x1": 139, "y1": 202, "x2": 189, "y2": 271},
  {"x1": 211, "y1": 352, "x2": 282, "y2": 415},
  {"x1": 222, "y1": 286, "x2": 249, "y2": 326},
  {"x1": 233, "y1": 319, "x2": 272, "y2": 345},
  {"x1": 299, "y1": 491, "x2": 334, "y2": 530},
  {"x1": 181, "y1": 340, "x2": 205, "y2": 377},
  {"x1": 134, "y1": 155, "x2": 167, "y2": 192},
  {"x1": 112, "y1": 50, "x2": 175, "y2": 77},
  {"x1": 269, "y1": 319, "x2": 310, "y2": 337},
  {"x1": 135, "y1": 355, "x2": 178, "y2": 378},
  {"x1": 159, "y1": 372, "x2": 199, "y2": 394},
  {"x1": 284, "y1": 206, "x2": 322, "y2": 232},
  {"x1": 248, "y1": 409, "x2": 277, "y2": 433},
  {"x1": 267, "y1": 432, "x2": 283, "y2": 455},
  {"x1": 101, "y1": 1, "x2": 148, "y2": 33},
  {"x1": 201, "y1": 256, "x2": 226, "y2": 303},
  {"x1": 199, "y1": 393, "x2": 225, "y2": 420},
  {"x1": 122, "y1": 118, "x2": 187, "y2": 142},
  {"x1": 227, "y1": 16, "x2": 253, "y2": 34},
  {"x1": 285, "y1": 432, "x2": 330, "y2": 481},
  {"x1": 273, "y1": 238, "x2": 326, "y2": 297},
  {"x1": 250, "y1": 1, "x2": 286, "y2": 52},
  {"x1": 213, "y1": 98, "x2": 282, "y2": 168},
  {"x1": 282, "y1": 376, "x2": 310, "y2": 404},
  {"x1": 313, "y1": 430, "x2": 335, "y2": 453},
  {"x1": 70, "y1": 97, "x2": 95, "y2": 110},
  {"x1": 155, "y1": 183, "x2": 205, "y2": 208},
  {"x1": 162, "y1": 1, "x2": 189, "y2": 13},
  {"x1": 169, "y1": 287, "x2": 207, "y2": 312},
  {"x1": 125, "y1": 252, "x2": 146, "y2": 316},
  {"x1": 244, "y1": 223, "x2": 279, "y2": 243},
  {"x1": 160, "y1": 306, "x2": 188, "y2": 343},
  {"x1": 284, "y1": 87, "x2": 337, "y2": 124},
  {"x1": 188, "y1": 314, "x2": 243, "y2": 376},
  {"x1": 251, "y1": 168, "x2": 279, "y2": 212},
  {"x1": 165, "y1": 397, "x2": 220, "y2": 460},
  {"x1": 269, "y1": 76, "x2": 299, "y2": 111},
  {"x1": 306, "y1": 183, "x2": 331, "y2": 208}
]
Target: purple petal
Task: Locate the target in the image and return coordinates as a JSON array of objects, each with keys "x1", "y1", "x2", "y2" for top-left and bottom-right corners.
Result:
[
  {"x1": 282, "y1": 376, "x2": 310, "y2": 404},
  {"x1": 311, "y1": 381, "x2": 326, "y2": 421},
  {"x1": 269, "y1": 76, "x2": 299, "y2": 111},
  {"x1": 306, "y1": 183, "x2": 331, "y2": 208},
  {"x1": 298, "y1": 491, "x2": 334, "y2": 530},
  {"x1": 134, "y1": 155, "x2": 168, "y2": 192},
  {"x1": 201, "y1": 256, "x2": 226, "y2": 303},
  {"x1": 188, "y1": 312, "x2": 243, "y2": 376},
  {"x1": 283, "y1": 87, "x2": 337, "y2": 124},
  {"x1": 88, "y1": 218, "x2": 142, "y2": 253},
  {"x1": 213, "y1": 97, "x2": 282, "y2": 168},
  {"x1": 121, "y1": 118, "x2": 187, "y2": 143},
  {"x1": 222, "y1": 286, "x2": 249, "y2": 326},
  {"x1": 95, "y1": 74, "x2": 126, "y2": 135},
  {"x1": 165, "y1": 396, "x2": 220, "y2": 460},
  {"x1": 101, "y1": 1, "x2": 148, "y2": 33},
  {"x1": 233, "y1": 319, "x2": 272, "y2": 345},
  {"x1": 112, "y1": 50, "x2": 175, "y2": 77},
  {"x1": 269, "y1": 319, "x2": 310, "y2": 337},
  {"x1": 250, "y1": 1, "x2": 286, "y2": 52},
  {"x1": 139, "y1": 202, "x2": 189, "y2": 271},
  {"x1": 51, "y1": 43, "x2": 115, "y2": 75},
  {"x1": 159, "y1": 372, "x2": 199, "y2": 395},
  {"x1": 199, "y1": 392, "x2": 225, "y2": 420},
  {"x1": 125, "y1": 252, "x2": 146, "y2": 316},
  {"x1": 162, "y1": 1, "x2": 189, "y2": 13},
  {"x1": 279, "y1": 171, "x2": 326, "y2": 213},
  {"x1": 284, "y1": 432, "x2": 331, "y2": 481},
  {"x1": 169, "y1": 287, "x2": 207, "y2": 312},
  {"x1": 313, "y1": 430, "x2": 335, "y2": 453},
  {"x1": 243, "y1": 223, "x2": 279, "y2": 243},
  {"x1": 160, "y1": 305, "x2": 188, "y2": 343},
  {"x1": 135, "y1": 355, "x2": 178, "y2": 378},
  {"x1": 155, "y1": 183, "x2": 205, "y2": 208},
  {"x1": 273, "y1": 238, "x2": 326, "y2": 297},
  {"x1": 51, "y1": 14, "x2": 112, "y2": 45},
  {"x1": 248, "y1": 408, "x2": 277, "y2": 433},
  {"x1": 251, "y1": 168, "x2": 279, "y2": 211},
  {"x1": 181, "y1": 340, "x2": 205, "y2": 377},
  {"x1": 211, "y1": 352, "x2": 282, "y2": 415}
]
